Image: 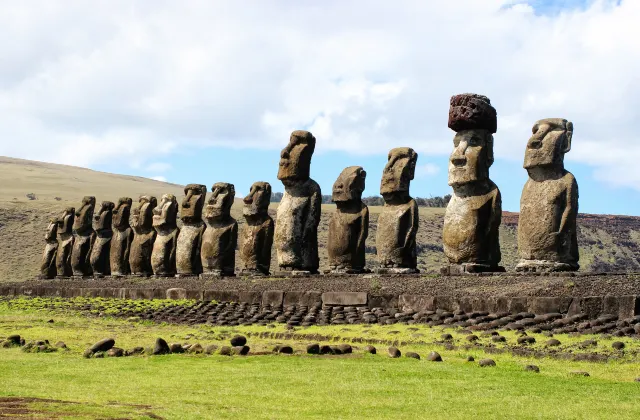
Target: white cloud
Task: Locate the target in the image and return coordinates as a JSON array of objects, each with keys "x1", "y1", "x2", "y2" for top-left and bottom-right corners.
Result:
[
  {"x1": 150, "y1": 176, "x2": 167, "y2": 182},
  {"x1": 416, "y1": 163, "x2": 440, "y2": 177},
  {"x1": 0, "y1": 1, "x2": 638, "y2": 188},
  {"x1": 145, "y1": 162, "x2": 172, "y2": 173}
]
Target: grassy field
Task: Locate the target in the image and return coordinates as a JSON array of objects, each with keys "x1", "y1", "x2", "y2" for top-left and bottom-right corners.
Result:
[{"x1": 1, "y1": 298, "x2": 639, "y2": 419}]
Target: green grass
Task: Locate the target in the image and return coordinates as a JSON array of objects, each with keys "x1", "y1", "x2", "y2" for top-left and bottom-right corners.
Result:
[{"x1": 1, "y1": 299, "x2": 639, "y2": 419}]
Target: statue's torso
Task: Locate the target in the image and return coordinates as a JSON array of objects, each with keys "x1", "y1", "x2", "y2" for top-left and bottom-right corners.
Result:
[
  {"x1": 202, "y1": 220, "x2": 237, "y2": 273},
  {"x1": 110, "y1": 227, "x2": 132, "y2": 275},
  {"x1": 130, "y1": 229, "x2": 156, "y2": 274},
  {"x1": 240, "y1": 217, "x2": 274, "y2": 270},
  {"x1": 90, "y1": 232, "x2": 112, "y2": 275},
  {"x1": 176, "y1": 222, "x2": 205, "y2": 275},
  {"x1": 71, "y1": 230, "x2": 95, "y2": 275},
  {"x1": 376, "y1": 199, "x2": 417, "y2": 267},
  {"x1": 328, "y1": 206, "x2": 367, "y2": 267},
  {"x1": 151, "y1": 228, "x2": 179, "y2": 276}
]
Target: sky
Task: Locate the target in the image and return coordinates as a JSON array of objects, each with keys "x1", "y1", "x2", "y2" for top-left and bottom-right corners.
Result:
[{"x1": 1, "y1": 0, "x2": 639, "y2": 215}]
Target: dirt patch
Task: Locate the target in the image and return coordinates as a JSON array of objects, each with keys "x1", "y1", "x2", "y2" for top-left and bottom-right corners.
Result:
[{"x1": 0, "y1": 396, "x2": 164, "y2": 419}]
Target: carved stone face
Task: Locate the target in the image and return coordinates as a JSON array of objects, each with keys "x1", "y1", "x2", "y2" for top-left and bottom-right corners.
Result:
[
  {"x1": 112, "y1": 197, "x2": 132, "y2": 229},
  {"x1": 132, "y1": 196, "x2": 157, "y2": 231},
  {"x1": 45, "y1": 218, "x2": 58, "y2": 241},
  {"x1": 153, "y1": 194, "x2": 178, "y2": 228},
  {"x1": 333, "y1": 166, "x2": 366, "y2": 203},
  {"x1": 380, "y1": 148, "x2": 417, "y2": 198},
  {"x1": 277, "y1": 130, "x2": 316, "y2": 184},
  {"x1": 243, "y1": 182, "x2": 271, "y2": 217},
  {"x1": 524, "y1": 118, "x2": 572, "y2": 170},
  {"x1": 205, "y1": 183, "x2": 235, "y2": 220},
  {"x1": 57, "y1": 208, "x2": 75, "y2": 235},
  {"x1": 181, "y1": 184, "x2": 207, "y2": 223},
  {"x1": 93, "y1": 201, "x2": 115, "y2": 231},
  {"x1": 73, "y1": 196, "x2": 96, "y2": 232},
  {"x1": 448, "y1": 129, "x2": 493, "y2": 187}
]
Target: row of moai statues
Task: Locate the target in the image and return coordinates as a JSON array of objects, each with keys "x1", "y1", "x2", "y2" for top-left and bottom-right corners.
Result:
[{"x1": 40, "y1": 93, "x2": 578, "y2": 277}]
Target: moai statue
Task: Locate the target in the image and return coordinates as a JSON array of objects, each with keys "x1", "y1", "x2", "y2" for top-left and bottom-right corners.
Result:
[
  {"x1": 71, "y1": 196, "x2": 96, "y2": 277},
  {"x1": 176, "y1": 184, "x2": 207, "y2": 276},
  {"x1": 328, "y1": 167, "x2": 369, "y2": 273},
  {"x1": 202, "y1": 183, "x2": 238, "y2": 277},
  {"x1": 151, "y1": 194, "x2": 180, "y2": 277},
  {"x1": 239, "y1": 182, "x2": 274, "y2": 276},
  {"x1": 55, "y1": 208, "x2": 75, "y2": 277},
  {"x1": 442, "y1": 93, "x2": 503, "y2": 273},
  {"x1": 516, "y1": 119, "x2": 579, "y2": 272},
  {"x1": 90, "y1": 201, "x2": 115, "y2": 277},
  {"x1": 274, "y1": 130, "x2": 321, "y2": 274},
  {"x1": 129, "y1": 196, "x2": 157, "y2": 276},
  {"x1": 110, "y1": 197, "x2": 133, "y2": 276},
  {"x1": 39, "y1": 218, "x2": 59, "y2": 279},
  {"x1": 376, "y1": 149, "x2": 419, "y2": 273}
]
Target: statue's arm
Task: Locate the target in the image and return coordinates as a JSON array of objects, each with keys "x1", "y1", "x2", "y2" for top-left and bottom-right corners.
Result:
[
  {"x1": 403, "y1": 200, "x2": 418, "y2": 250},
  {"x1": 558, "y1": 178, "x2": 578, "y2": 235},
  {"x1": 262, "y1": 219, "x2": 275, "y2": 265},
  {"x1": 305, "y1": 185, "x2": 322, "y2": 238},
  {"x1": 357, "y1": 206, "x2": 370, "y2": 256},
  {"x1": 228, "y1": 222, "x2": 239, "y2": 255}
]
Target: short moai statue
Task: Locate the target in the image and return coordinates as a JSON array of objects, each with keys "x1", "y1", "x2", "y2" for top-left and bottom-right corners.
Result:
[
  {"x1": 442, "y1": 93, "x2": 503, "y2": 273},
  {"x1": 90, "y1": 201, "x2": 115, "y2": 276},
  {"x1": 176, "y1": 184, "x2": 207, "y2": 276},
  {"x1": 39, "y1": 218, "x2": 59, "y2": 279},
  {"x1": 110, "y1": 197, "x2": 133, "y2": 276},
  {"x1": 151, "y1": 194, "x2": 180, "y2": 277},
  {"x1": 274, "y1": 130, "x2": 322, "y2": 274},
  {"x1": 516, "y1": 119, "x2": 579, "y2": 272},
  {"x1": 71, "y1": 196, "x2": 96, "y2": 277},
  {"x1": 129, "y1": 196, "x2": 157, "y2": 276},
  {"x1": 239, "y1": 182, "x2": 274, "y2": 276},
  {"x1": 55, "y1": 208, "x2": 75, "y2": 277},
  {"x1": 201, "y1": 183, "x2": 238, "y2": 277},
  {"x1": 376, "y1": 148, "x2": 419, "y2": 273},
  {"x1": 328, "y1": 166, "x2": 369, "y2": 273}
]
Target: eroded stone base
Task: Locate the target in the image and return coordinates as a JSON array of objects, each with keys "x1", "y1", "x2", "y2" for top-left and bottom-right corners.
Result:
[
  {"x1": 375, "y1": 267, "x2": 419, "y2": 274},
  {"x1": 200, "y1": 271, "x2": 236, "y2": 279},
  {"x1": 441, "y1": 264, "x2": 506, "y2": 275},
  {"x1": 516, "y1": 260, "x2": 579, "y2": 273}
]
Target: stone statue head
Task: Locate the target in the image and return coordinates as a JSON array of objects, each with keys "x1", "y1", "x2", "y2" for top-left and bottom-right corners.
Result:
[
  {"x1": 131, "y1": 195, "x2": 157, "y2": 231},
  {"x1": 112, "y1": 197, "x2": 132, "y2": 229},
  {"x1": 277, "y1": 130, "x2": 316, "y2": 184},
  {"x1": 93, "y1": 201, "x2": 115, "y2": 231},
  {"x1": 205, "y1": 182, "x2": 235, "y2": 221},
  {"x1": 73, "y1": 196, "x2": 96, "y2": 232},
  {"x1": 380, "y1": 148, "x2": 417, "y2": 200},
  {"x1": 57, "y1": 207, "x2": 75, "y2": 235},
  {"x1": 243, "y1": 182, "x2": 271, "y2": 217},
  {"x1": 153, "y1": 194, "x2": 178, "y2": 229},
  {"x1": 447, "y1": 93, "x2": 496, "y2": 187},
  {"x1": 524, "y1": 118, "x2": 573, "y2": 171},
  {"x1": 333, "y1": 166, "x2": 366, "y2": 203},
  {"x1": 181, "y1": 184, "x2": 207, "y2": 223},
  {"x1": 45, "y1": 218, "x2": 58, "y2": 242}
]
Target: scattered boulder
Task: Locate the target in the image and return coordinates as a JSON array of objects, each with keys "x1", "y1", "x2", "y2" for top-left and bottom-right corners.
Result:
[
  {"x1": 570, "y1": 371, "x2": 590, "y2": 377},
  {"x1": 612, "y1": 341, "x2": 625, "y2": 350},
  {"x1": 107, "y1": 347, "x2": 124, "y2": 357},
  {"x1": 337, "y1": 344, "x2": 352, "y2": 354},
  {"x1": 517, "y1": 336, "x2": 536, "y2": 345},
  {"x1": 478, "y1": 358, "x2": 496, "y2": 367},
  {"x1": 524, "y1": 365, "x2": 540, "y2": 373},
  {"x1": 320, "y1": 345, "x2": 334, "y2": 355},
  {"x1": 580, "y1": 339, "x2": 597, "y2": 348},
  {"x1": 126, "y1": 347, "x2": 144, "y2": 356},
  {"x1": 466, "y1": 356, "x2": 475, "y2": 362},
  {"x1": 153, "y1": 338, "x2": 171, "y2": 355},
  {"x1": 188, "y1": 343, "x2": 204, "y2": 354},
  {"x1": 89, "y1": 338, "x2": 115, "y2": 353},
  {"x1": 219, "y1": 346, "x2": 232, "y2": 356},
  {"x1": 466, "y1": 334, "x2": 479, "y2": 342},
  {"x1": 54, "y1": 341, "x2": 67, "y2": 349},
  {"x1": 492, "y1": 336, "x2": 506, "y2": 343},
  {"x1": 205, "y1": 344, "x2": 219, "y2": 355},
  {"x1": 405, "y1": 352, "x2": 420, "y2": 360},
  {"x1": 306, "y1": 343, "x2": 320, "y2": 355},
  {"x1": 388, "y1": 346, "x2": 401, "y2": 358},
  {"x1": 634, "y1": 378, "x2": 640, "y2": 383},
  {"x1": 232, "y1": 346, "x2": 250, "y2": 356},
  {"x1": 93, "y1": 351, "x2": 105, "y2": 358},
  {"x1": 169, "y1": 343, "x2": 185, "y2": 353},
  {"x1": 7, "y1": 335, "x2": 21, "y2": 345},
  {"x1": 441, "y1": 334, "x2": 453, "y2": 341},
  {"x1": 331, "y1": 346, "x2": 343, "y2": 355},
  {"x1": 546, "y1": 339, "x2": 561, "y2": 347},
  {"x1": 426, "y1": 351, "x2": 442, "y2": 362},
  {"x1": 230, "y1": 335, "x2": 247, "y2": 347},
  {"x1": 83, "y1": 349, "x2": 94, "y2": 358},
  {"x1": 278, "y1": 346, "x2": 294, "y2": 355},
  {"x1": 363, "y1": 345, "x2": 377, "y2": 355}
]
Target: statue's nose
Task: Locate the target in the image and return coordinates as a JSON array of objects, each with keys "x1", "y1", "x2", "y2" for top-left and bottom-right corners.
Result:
[{"x1": 451, "y1": 156, "x2": 467, "y2": 167}]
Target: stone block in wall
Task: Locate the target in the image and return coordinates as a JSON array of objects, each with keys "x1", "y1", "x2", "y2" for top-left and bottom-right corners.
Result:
[
  {"x1": 239, "y1": 291, "x2": 262, "y2": 305},
  {"x1": 185, "y1": 290, "x2": 203, "y2": 300},
  {"x1": 578, "y1": 296, "x2": 604, "y2": 319},
  {"x1": 368, "y1": 294, "x2": 398, "y2": 310},
  {"x1": 322, "y1": 292, "x2": 368, "y2": 306},
  {"x1": 508, "y1": 297, "x2": 529, "y2": 313},
  {"x1": 262, "y1": 290, "x2": 285, "y2": 307},
  {"x1": 203, "y1": 290, "x2": 240, "y2": 303},
  {"x1": 283, "y1": 291, "x2": 322, "y2": 307},
  {"x1": 0, "y1": 286, "x2": 17, "y2": 296},
  {"x1": 126, "y1": 288, "x2": 156, "y2": 300},
  {"x1": 398, "y1": 295, "x2": 434, "y2": 312},
  {"x1": 166, "y1": 288, "x2": 187, "y2": 300},
  {"x1": 527, "y1": 297, "x2": 573, "y2": 314},
  {"x1": 603, "y1": 295, "x2": 640, "y2": 319},
  {"x1": 433, "y1": 296, "x2": 455, "y2": 312}
]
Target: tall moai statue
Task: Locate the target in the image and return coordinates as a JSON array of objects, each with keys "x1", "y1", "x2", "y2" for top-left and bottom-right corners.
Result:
[
  {"x1": 71, "y1": 196, "x2": 96, "y2": 277},
  {"x1": 443, "y1": 93, "x2": 503, "y2": 273},
  {"x1": 90, "y1": 201, "x2": 115, "y2": 276},
  {"x1": 274, "y1": 130, "x2": 321, "y2": 274},
  {"x1": 239, "y1": 182, "x2": 274, "y2": 276},
  {"x1": 55, "y1": 208, "x2": 75, "y2": 277},
  {"x1": 376, "y1": 148, "x2": 419, "y2": 273},
  {"x1": 517, "y1": 119, "x2": 579, "y2": 272},
  {"x1": 129, "y1": 196, "x2": 157, "y2": 276},
  {"x1": 201, "y1": 183, "x2": 238, "y2": 277},
  {"x1": 151, "y1": 194, "x2": 180, "y2": 277},
  {"x1": 176, "y1": 184, "x2": 207, "y2": 276},
  {"x1": 39, "y1": 218, "x2": 59, "y2": 279},
  {"x1": 328, "y1": 166, "x2": 369, "y2": 273},
  {"x1": 110, "y1": 197, "x2": 133, "y2": 276}
]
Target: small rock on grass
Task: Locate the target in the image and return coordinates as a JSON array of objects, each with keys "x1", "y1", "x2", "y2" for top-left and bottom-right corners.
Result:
[
  {"x1": 546, "y1": 339, "x2": 561, "y2": 347},
  {"x1": 306, "y1": 343, "x2": 320, "y2": 355},
  {"x1": 278, "y1": 346, "x2": 294, "y2": 355},
  {"x1": 405, "y1": 352, "x2": 420, "y2": 360},
  {"x1": 90, "y1": 338, "x2": 115, "y2": 353},
  {"x1": 232, "y1": 346, "x2": 250, "y2": 356},
  {"x1": 219, "y1": 346, "x2": 232, "y2": 356},
  {"x1": 54, "y1": 341, "x2": 67, "y2": 349},
  {"x1": 466, "y1": 334, "x2": 479, "y2": 342},
  {"x1": 337, "y1": 344, "x2": 352, "y2": 354},
  {"x1": 205, "y1": 344, "x2": 218, "y2": 354},
  {"x1": 441, "y1": 334, "x2": 453, "y2": 341},
  {"x1": 570, "y1": 371, "x2": 590, "y2": 377},
  {"x1": 634, "y1": 377, "x2": 640, "y2": 383},
  {"x1": 492, "y1": 336, "x2": 506, "y2": 343},
  {"x1": 387, "y1": 347, "x2": 401, "y2": 358},
  {"x1": 479, "y1": 359, "x2": 496, "y2": 367},
  {"x1": 363, "y1": 345, "x2": 377, "y2": 355},
  {"x1": 524, "y1": 365, "x2": 540, "y2": 373},
  {"x1": 153, "y1": 338, "x2": 170, "y2": 355},
  {"x1": 320, "y1": 345, "x2": 333, "y2": 355},
  {"x1": 517, "y1": 336, "x2": 536, "y2": 345},
  {"x1": 126, "y1": 347, "x2": 144, "y2": 356},
  {"x1": 107, "y1": 347, "x2": 124, "y2": 357},
  {"x1": 7, "y1": 334, "x2": 21, "y2": 345},
  {"x1": 169, "y1": 343, "x2": 185, "y2": 353},
  {"x1": 466, "y1": 356, "x2": 475, "y2": 362},
  {"x1": 612, "y1": 341, "x2": 625, "y2": 350},
  {"x1": 188, "y1": 343, "x2": 204, "y2": 354},
  {"x1": 427, "y1": 351, "x2": 442, "y2": 362},
  {"x1": 230, "y1": 335, "x2": 247, "y2": 347}
]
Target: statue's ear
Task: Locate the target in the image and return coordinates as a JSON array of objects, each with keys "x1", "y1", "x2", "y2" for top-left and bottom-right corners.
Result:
[
  {"x1": 486, "y1": 134, "x2": 495, "y2": 167},
  {"x1": 563, "y1": 121, "x2": 573, "y2": 154}
]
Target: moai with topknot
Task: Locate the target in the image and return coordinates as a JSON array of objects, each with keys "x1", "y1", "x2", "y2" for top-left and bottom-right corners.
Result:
[
  {"x1": 328, "y1": 166, "x2": 369, "y2": 273},
  {"x1": 274, "y1": 130, "x2": 321, "y2": 274},
  {"x1": 55, "y1": 208, "x2": 75, "y2": 277},
  {"x1": 71, "y1": 196, "x2": 96, "y2": 277},
  {"x1": 201, "y1": 183, "x2": 238, "y2": 277},
  {"x1": 176, "y1": 184, "x2": 207, "y2": 276},
  {"x1": 517, "y1": 119, "x2": 579, "y2": 272},
  {"x1": 110, "y1": 197, "x2": 133, "y2": 276},
  {"x1": 90, "y1": 201, "x2": 115, "y2": 276},
  {"x1": 129, "y1": 196, "x2": 157, "y2": 276},
  {"x1": 239, "y1": 182, "x2": 274, "y2": 276},
  {"x1": 39, "y1": 218, "x2": 59, "y2": 279},
  {"x1": 151, "y1": 194, "x2": 180, "y2": 277},
  {"x1": 442, "y1": 93, "x2": 503, "y2": 273},
  {"x1": 376, "y1": 148, "x2": 419, "y2": 273}
]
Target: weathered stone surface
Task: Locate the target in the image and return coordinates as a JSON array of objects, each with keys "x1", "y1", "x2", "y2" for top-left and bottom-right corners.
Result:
[
  {"x1": 71, "y1": 196, "x2": 96, "y2": 276},
  {"x1": 322, "y1": 291, "x2": 367, "y2": 306},
  {"x1": 525, "y1": 364, "x2": 540, "y2": 373},
  {"x1": 55, "y1": 208, "x2": 77, "y2": 278},
  {"x1": 129, "y1": 196, "x2": 157, "y2": 276},
  {"x1": 387, "y1": 346, "x2": 401, "y2": 358},
  {"x1": 166, "y1": 288, "x2": 186, "y2": 300},
  {"x1": 306, "y1": 343, "x2": 320, "y2": 354},
  {"x1": 262, "y1": 290, "x2": 285, "y2": 307},
  {"x1": 176, "y1": 184, "x2": 207, "y2": 276},
  {"x1": 90, "y1": 201, "x2": 115, "y2": 276},
  {"x1": 151, "y1": 194, "x2": 180, "y2": 276},
  {"x1": 363, "y1": 345, "x2": 377, "y2": 354},
  {"x1": 405, "y1": 351, "x2": 420, "y2": 360},
  {"x1": 230, "y1": 335, "x2": 247, "y2": 347},
  {"x1": 399, "y1": 294, "x2": 435, "y2": 312},
  {"x1": 275, "y1": 130, "x2": 321, "y2": 273},
  {"x1": 153, "y1": 338, "x2": 170, "y2": 355},
  {"x1": 40, "y1": 219, "x2": 59, "y2": 279},
  {"x1": 517, "y1": 119, "x2": 579, "y2": 272},
  {"x1": 427, "y1": 351, "x2": 442, "y2": 362},
  {"x1": 240, "y1": 182, "x2": 274, "y2": 276},
  {"x1": 201, "y1": 183, "x2": 237, "y2": 277},
  {"x1": 90, "y1": 338, "x2": 115, "y2": 353},
  {"x1": 443, "y1": 94, "x2": 502, "y2": 272},
  {"x1": 110, "y1": 198, "x2": 133, "y2": 276},
  {"x1": 283, "y1": 291, "x2": 322, "y2": 307},
  {"x1": 377, "y1": 148, "x2": 419, "y2": 272},
  {"x1": 478, "y1": 358, "x2": 496, "y2": 367}
]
